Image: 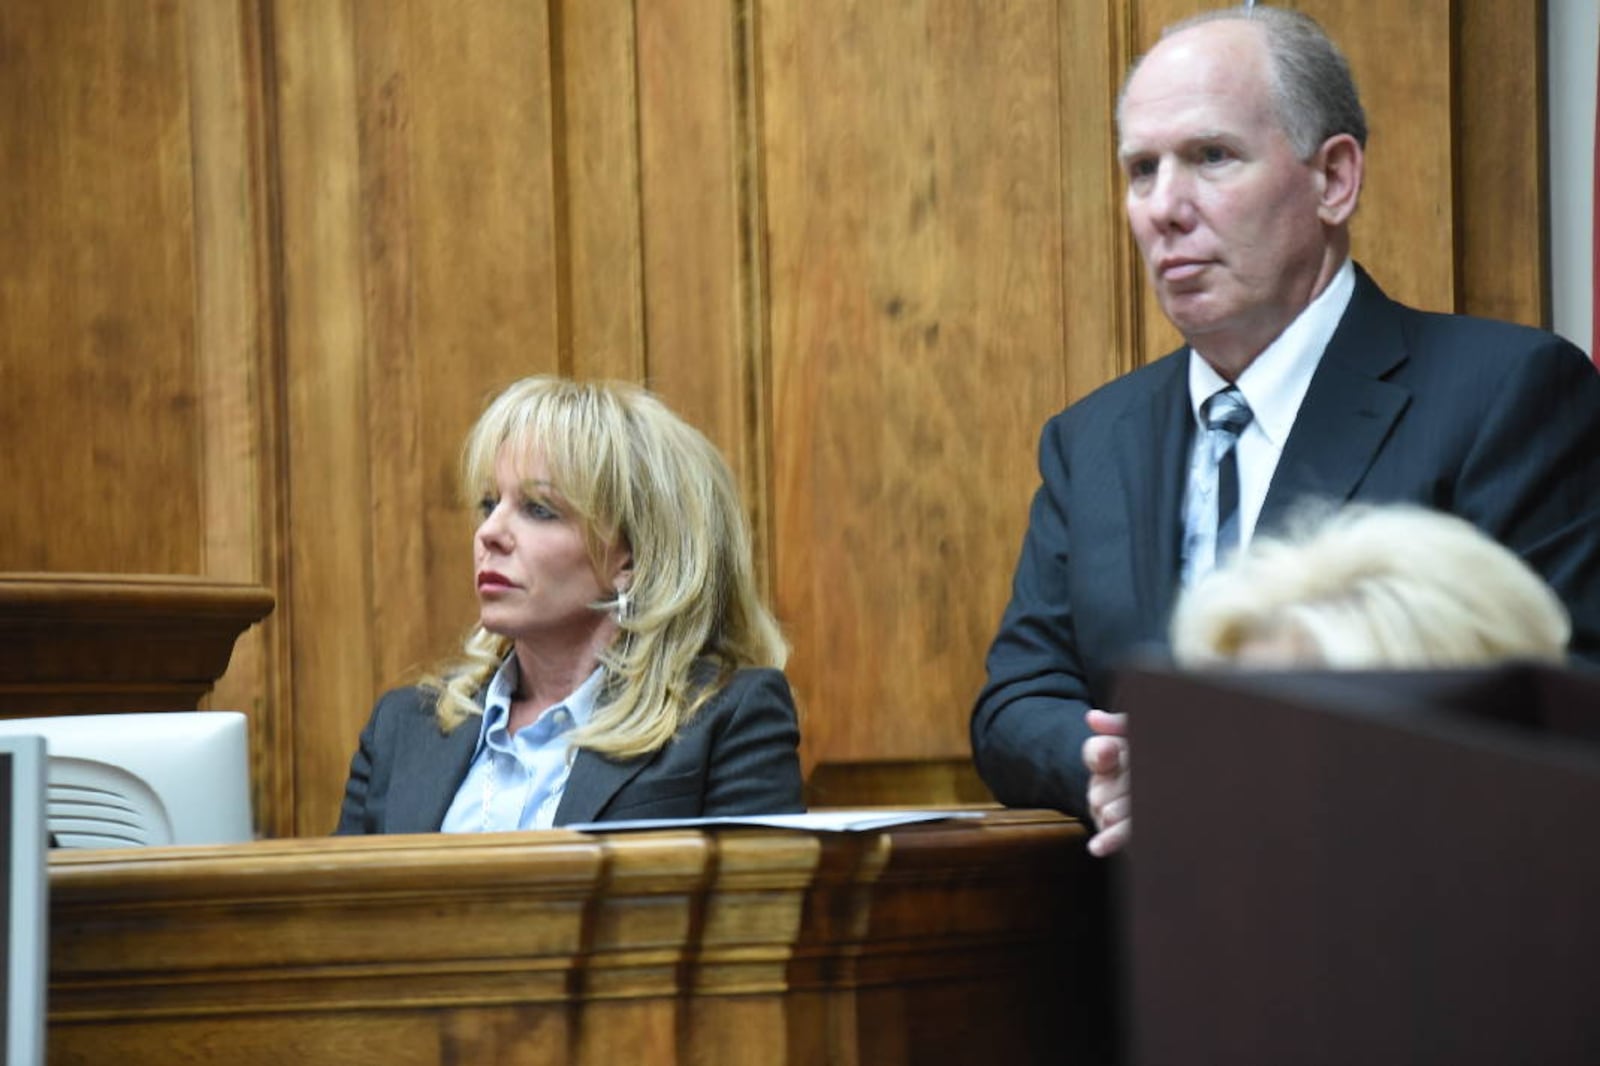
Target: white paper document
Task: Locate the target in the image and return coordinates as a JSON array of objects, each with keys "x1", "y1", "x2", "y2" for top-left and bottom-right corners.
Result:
[{"x1": 564, "y1": 809, "x2": 984, "y2": 834}]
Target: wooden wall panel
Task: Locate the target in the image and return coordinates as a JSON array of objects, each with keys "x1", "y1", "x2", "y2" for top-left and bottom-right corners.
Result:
[
  {"x1": 356, "y1": 0, "x2": 564, "y2": 691},
  {"x1": 0, "y1": 0, "x2": 283, "y2": 824},
  {"x1": 0, "y1": 0, "x2": 1551, "y2": 832},
  {"x1": 182, "y1": 0, "x2": 284, "y2": 836},
  {"x1": 1316, "y1": 0, "x2": 1456, "y2": 314},
  {"x1": 761, "y1": 1, "x2": 1072, "y2": 768},
  {"x1": 1060, "y1": 1, "x2": 1144, "y2": 399},
  {"x1": 0, "y1": 1, "x2": 202, "y2": 575},
  {"x1": 636, "y1": 2, "x2": 762, "y2": 492},
  {"x1": 273, "y1": 0, "x2": 377, "y2": 836},
  {"x1": 559, "y1": 1, "x2": 647, "y2": 380},
  {"x1": 1456, "y1": 3, "x2": 1547, "y2": 325},
  {"x1": 273, "y1": 0, "x2": 570, "y2": 834}
]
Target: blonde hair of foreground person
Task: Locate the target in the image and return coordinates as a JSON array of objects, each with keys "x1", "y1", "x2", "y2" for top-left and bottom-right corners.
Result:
[
  {"x1": 421, "y1": 375, "x2": 787, "y2": 760},
  {"x1": 1170, "y1": 504, "x2": 1572, "y2": 669}
]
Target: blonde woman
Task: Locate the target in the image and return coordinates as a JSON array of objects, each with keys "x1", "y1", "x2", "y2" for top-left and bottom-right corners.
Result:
[
  {"x1": 336, "y1": 377, "x2": 802, "y2": 833},
  {"x1": 1084, "y1": 503, "x2": 1571, "y2": 857},
  {"x1": 1169, "y1": 503, "x2": 1570, "y2": 668}
]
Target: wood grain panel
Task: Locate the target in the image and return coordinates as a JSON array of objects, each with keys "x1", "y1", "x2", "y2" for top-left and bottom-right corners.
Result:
[
  {"x1": 0, "y1": 0, "x2": 1552, "y2": 833},
  {"x1": 762, "y1": 1, "x2": 1070, "y2": 769},
  {"x1": 557, "y1": 0, "x2": 647, "y2": 380},
  {"x1": 1455, "y1": 3, "x2": 1545, "y2": 325},
  {"x1": 0, "y1": 0, "x2": 202, "y2": 575},
  {"x1": 398, "y1": 1, "x2": 564, "y2": 698},
  {"x1": 1314, "y1": 0, "x2": 1455, "y2": 314},
  {"x1": 49, "y1": 813, "x2": 1101, "y2": 1064},
  {"x1": 185, "y1": 0, "x2": 286, "y2": 837},
  {"x1": 635, "y1": 1, "x2": 759, "y2": 486},
  {"x1": 275, "y1": 1, "x2": 567, "y2": 834},
  {"x1": 351, "y1": 0, "x2": 429, "y2": 707},
  {"x1": 1061, "y1": 0, "x2": 1143, "y2": 399},
  {"x1": 273, "y1": 0, "x2": 376, "y2": 837}
]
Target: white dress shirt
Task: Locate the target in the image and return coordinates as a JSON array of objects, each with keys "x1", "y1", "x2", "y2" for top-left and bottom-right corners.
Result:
[{"x1": 1184, "y1": 258, "x2": 1356, "y2": 567}]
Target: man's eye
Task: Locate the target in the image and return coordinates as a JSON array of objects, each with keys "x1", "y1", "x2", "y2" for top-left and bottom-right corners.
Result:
[
  {"x1": 1198, "y1": 145, "x2": 1231, "y2": 164},
  {"x1": 1127, "y1": 158, "x2": 1157, "y2": 180}
]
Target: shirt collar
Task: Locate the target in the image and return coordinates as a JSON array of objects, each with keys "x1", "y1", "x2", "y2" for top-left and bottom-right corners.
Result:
[
  {"x1": 476, "y1": 656, "x2": 606, "y2": 748},
  {"x1": 1188, "y1": 258, "x2": 1356, "y2": 447}
]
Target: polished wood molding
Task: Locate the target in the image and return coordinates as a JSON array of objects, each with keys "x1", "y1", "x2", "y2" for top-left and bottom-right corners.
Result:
[
  {"x1": 0, "y1": 573, "x2": 274, "y2": 715},
  {"x1": 805, "y1": 756, "x2": 997, "y2": 807},
  {"x1": 48, "y1": 811, "x2": 1109, "y2": 1064}
]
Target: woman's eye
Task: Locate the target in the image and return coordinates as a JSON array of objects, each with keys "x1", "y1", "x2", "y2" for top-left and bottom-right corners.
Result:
[
  {"x1": 477, "y1": 496, "x2": 498, "y2": 517},
  {"x1": 521, "y1": 500, "x2": 558, "y2": 521}
]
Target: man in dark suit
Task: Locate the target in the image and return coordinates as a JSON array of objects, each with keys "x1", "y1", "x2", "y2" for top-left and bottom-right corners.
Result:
[{"x1": 971, "y1": 5, "x2": 1600, "y2": 857}]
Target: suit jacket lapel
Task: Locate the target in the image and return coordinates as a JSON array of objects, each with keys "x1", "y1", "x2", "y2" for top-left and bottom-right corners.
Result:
[
  {"x1": 1115, "y1": 352, "x2": 1194, "y2": 634},
  {"x1": 554, "y1": 749, "x2": 648, "y2": 824},
  {"x1": 552, "y1": 661, "x2": 714, "y2": 824},
  {"x1": 1261, "y1": 265, "x2": 1412, "y2": 531},
  {"x1": 389, "y1": 703, "x2": 480, "y2": 833}
]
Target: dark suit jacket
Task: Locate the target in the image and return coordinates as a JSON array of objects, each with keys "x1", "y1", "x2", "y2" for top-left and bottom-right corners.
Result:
[
  {"x1": 972, "y1": 265, "x2": 1600, "y2": 815},
  {"x1": 335, "y1": 665, "x2": 804, "y2": 833}
]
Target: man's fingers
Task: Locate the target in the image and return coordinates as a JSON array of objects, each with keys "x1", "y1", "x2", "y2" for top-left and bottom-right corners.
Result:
[
  {"x1": 1096, "y1": 794, "x2": 1130, "y2": 827},
  {"x1": 1086, "y1": 772, "x2": 1129, "y2": 812},
  {"x1": 1082, "y1": 735, "x2": 1129, "y2": 775},
  {"x1": 1086, "y1": 709, "x2": 1129, "y2": 736},
  {"x1": 1087, "y1": 783, "x2": 1130, "y2": 828},
  {"x1": 1087, "y1": 816, "x2": 1131, "y2": 858}
]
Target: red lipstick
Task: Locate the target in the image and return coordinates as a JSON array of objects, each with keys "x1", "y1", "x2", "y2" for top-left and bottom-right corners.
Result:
[{"x1": 476, "y1": 570, "x2": 514, "y2": 591}]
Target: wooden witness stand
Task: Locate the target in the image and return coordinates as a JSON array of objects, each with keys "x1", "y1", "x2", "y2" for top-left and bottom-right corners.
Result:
[{"x1": 47, "y1": 811, "x2": 1110, "y2": 1065}]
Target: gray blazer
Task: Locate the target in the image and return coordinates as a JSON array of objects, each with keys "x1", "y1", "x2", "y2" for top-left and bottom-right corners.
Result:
[{"x1": 335, "y1": 664, "x2": 804, "y2": 833}]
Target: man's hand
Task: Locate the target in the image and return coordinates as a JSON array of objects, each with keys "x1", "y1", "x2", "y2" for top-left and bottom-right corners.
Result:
[{"x1": 1082, "y1": 709, "x2": 1130, "y2": 857}]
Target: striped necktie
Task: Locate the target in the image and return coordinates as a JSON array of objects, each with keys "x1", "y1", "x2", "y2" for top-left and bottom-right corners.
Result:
[{"x1": 1182, "y1": 385, "x2": 1255, "y2": 585}]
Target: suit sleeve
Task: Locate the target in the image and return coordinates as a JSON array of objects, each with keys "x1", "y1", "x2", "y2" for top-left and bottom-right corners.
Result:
[
  {"x1": 699, "y1": 668, "x2": 805, "y2": 816},
  {"x1": 970, "y1": 415, "x2": 1096, "y2": 816},
  {"x1": 333, "y1": 689, "x2": 403, "y2": 835},
  {"x1": 1452, "y1": 338, "x2": 1600, "y2": 666}
]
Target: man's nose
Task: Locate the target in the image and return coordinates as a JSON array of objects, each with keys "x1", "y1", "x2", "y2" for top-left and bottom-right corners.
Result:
[{"x1": 1146, "y1": 164, "x2": 1197, "y2": 232}]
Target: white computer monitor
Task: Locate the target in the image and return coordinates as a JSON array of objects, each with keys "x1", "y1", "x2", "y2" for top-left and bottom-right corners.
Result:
[
  {"x1": 0, "y1": 713, "x2": 252, "y2": 848},
  {"x1": 0, "y1": 735, "x2": 47, "y2": 1066}
]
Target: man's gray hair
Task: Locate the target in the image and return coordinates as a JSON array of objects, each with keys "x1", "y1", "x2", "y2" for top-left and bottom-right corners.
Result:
[{"x1": 1124, "y1": 4, "x2": 1368, "y2": 159}]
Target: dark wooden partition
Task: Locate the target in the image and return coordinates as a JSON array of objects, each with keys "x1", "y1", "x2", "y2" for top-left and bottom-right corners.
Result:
[{"x1": 1122, "y1": 665, "x2": 1600, "y2": 1066}]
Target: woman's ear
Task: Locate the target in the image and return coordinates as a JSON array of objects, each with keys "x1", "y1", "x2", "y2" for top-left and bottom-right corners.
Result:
[{"x1": 611, "y1": 556, "x2": 636, "y2": 623}]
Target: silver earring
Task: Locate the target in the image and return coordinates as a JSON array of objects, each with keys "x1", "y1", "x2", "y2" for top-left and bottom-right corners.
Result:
[{"x1": 615, "y1": 588, "x2": 633, "y2": 623}]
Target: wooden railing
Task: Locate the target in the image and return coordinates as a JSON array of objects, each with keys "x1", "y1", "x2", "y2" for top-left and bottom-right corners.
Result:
[{"x1": 47, "y1": 810, "x2": 1113, "y2": 1065}]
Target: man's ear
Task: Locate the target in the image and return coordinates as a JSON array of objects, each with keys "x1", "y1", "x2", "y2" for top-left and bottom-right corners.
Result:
[{"x1": 1313, "y1": 133, "x2": 1363, "y2": 226}]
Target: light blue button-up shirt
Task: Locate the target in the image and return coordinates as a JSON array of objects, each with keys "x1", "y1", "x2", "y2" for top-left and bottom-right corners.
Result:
[{"x1": 440, "y1": 657, "x2": 603, "y2": 832}]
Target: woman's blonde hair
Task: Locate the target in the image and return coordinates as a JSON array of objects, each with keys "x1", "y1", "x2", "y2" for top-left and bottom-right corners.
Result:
[
  {"x1": 1171, "y1": 503, "x2": 1570, "y2": 669},
  {"x1": 421, "y1": 376, "x2": 787, "y2": 759}
]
